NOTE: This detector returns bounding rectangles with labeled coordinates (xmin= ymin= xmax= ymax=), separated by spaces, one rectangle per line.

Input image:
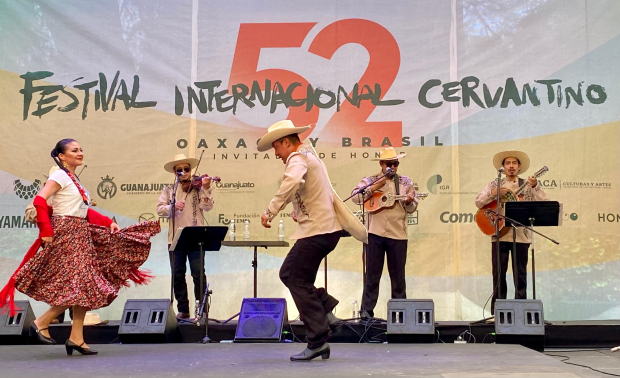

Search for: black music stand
xmin=170 ymin=226 xmax=227 ymax=343
xmin=504 ymin=201 xmax=561 ymax=300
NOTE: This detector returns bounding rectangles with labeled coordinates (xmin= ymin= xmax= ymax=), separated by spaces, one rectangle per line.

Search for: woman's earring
xmin=62 ymin=161 xmax=69 ymax=169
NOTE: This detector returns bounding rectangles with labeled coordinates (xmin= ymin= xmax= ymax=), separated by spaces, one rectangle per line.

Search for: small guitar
xmin=475 ymin=166 xmax=549 ymax=236
xmin=364 ymin=191 xmax=428 ymax=212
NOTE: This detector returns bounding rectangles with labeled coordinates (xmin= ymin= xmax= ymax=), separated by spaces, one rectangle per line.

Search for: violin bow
xmin=184 ymin=150 xmax=205 ymax=200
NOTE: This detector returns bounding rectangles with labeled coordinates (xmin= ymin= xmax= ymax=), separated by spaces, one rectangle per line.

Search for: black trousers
xmin=361 ymin=234 xmax=408 ymax=318
xmin=491 ymin=241 xmax=529 ymax=314
xmin=169 ymin=249 xmax=207 ymax=314
xmin=279 ymin=231 xmax=341 ymax=349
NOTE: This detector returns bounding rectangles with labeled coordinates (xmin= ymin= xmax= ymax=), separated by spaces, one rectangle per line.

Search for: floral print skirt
xmin=14 ymin=216 xmax=160 ymax=310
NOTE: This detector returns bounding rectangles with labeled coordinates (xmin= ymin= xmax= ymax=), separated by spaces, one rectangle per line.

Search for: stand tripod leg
xmin=169 ymin=248 xmax=175 ymax=305
xmin=512 ymin=226 xmax=518 ymax=296
xmin=530 ymin=219 xmax=536 ymax=300
xmin=253 ymin=246 xmax=258 ymax=298
xmin=222 ymin=312 xmax=239 ymax=324
xmin=196 ymin=243 xmax=210 ymax=343
xmin=324 ymin=256 xmax=327 ymax=292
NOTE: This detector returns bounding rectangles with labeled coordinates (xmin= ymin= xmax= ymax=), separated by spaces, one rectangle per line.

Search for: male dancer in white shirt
xmin=259 ymin=120 xmax=367 ymax=361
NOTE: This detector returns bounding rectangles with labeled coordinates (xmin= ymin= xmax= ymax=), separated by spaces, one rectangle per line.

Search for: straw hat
xmin=493 ymin=150 xmax=530 ymax=174
xmin=257 ymin=120 xmax=311 ymax=152
xmin=371 ymin=147 xmax=406 ymax=161
xmin=164 ymin=154 xmax=199 ymax=173
xmin=43 ymin=165 xmax=60 ymax=179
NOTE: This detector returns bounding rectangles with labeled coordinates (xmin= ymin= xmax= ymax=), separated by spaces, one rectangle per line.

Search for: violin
xmin=181 ymin=151 xmax=221 ymax=197
xmin=187 ymin=174 xmax=221 ymax=190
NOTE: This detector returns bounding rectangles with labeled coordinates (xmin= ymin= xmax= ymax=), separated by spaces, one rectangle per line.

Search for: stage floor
xmin=1 ymin=344 xmax=617 ymax=378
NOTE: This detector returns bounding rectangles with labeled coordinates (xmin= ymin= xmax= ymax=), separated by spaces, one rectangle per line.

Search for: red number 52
xmin=229 ymin=19 xmax=402 ymax=147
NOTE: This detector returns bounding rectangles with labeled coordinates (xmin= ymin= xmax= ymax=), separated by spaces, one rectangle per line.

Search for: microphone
xmin=176 ymin=170 xmax=185 ymax=177
xmin=386 ymin=167 xmax=395 ymax=178
xmin=498 ymin=167 xmax=504 ymax=173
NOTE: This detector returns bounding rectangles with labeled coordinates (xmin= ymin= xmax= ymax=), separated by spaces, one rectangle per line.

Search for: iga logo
xmin=14 ymin=179 xmax=41 ymax=200
xmin=97 ymin=175 xmax=117 ymax=199
xmin=427 ymin=175 xmax=448 ymax=194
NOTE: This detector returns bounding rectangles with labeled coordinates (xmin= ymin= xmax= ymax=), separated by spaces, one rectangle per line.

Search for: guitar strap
xmin=394 ymin=174 xmax=400 ymax=195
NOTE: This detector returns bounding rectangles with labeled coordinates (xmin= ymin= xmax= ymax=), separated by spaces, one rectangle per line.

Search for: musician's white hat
xmin=493 ymin=150 xmax=530 ymax=174
xmin=257 ymin=120 xmax=311 ymax=152
xmin=371 ymin=147 xmax=406 ymax=161
xmin=164 ymin=154 xmax=199 ymax=173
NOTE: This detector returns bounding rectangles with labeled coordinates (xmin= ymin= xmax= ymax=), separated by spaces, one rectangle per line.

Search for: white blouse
xmin=48 ymin=169 xmax=91 ymax=218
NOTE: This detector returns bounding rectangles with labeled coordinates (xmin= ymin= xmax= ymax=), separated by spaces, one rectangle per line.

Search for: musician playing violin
xmin=351 ymin=147 xmax=419 ymax=320
xmin=474 ymin=150 xmax=547 ymax=316
xmin=156 ymin=154 xmax=214 ymax=319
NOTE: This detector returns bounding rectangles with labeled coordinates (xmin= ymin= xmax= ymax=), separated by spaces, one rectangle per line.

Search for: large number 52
xmin=229 ymin=19 xmax=402 ymax=147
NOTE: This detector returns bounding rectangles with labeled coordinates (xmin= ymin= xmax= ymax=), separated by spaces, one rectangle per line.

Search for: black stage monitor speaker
xmin=234 ymin=298 xmax=288 ymax=343
xmin=0 ymin=300 xmax=35 ymax=345
xmin=118 ymin=299 xmax=181 ymax=343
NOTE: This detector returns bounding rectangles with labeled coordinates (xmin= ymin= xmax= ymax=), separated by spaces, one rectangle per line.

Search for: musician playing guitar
xmin=351 ymin=147 xmax=419 ymax=319
xmin=474 ymin=150 xmax=547 ymax=316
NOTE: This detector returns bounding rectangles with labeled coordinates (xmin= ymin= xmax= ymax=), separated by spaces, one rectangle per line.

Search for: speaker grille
xmin=241 ymin=316 xmax=278 ymax=338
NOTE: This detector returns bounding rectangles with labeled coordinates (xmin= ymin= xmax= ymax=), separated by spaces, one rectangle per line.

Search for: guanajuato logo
xmin=97 ymin=175 xmax=117 ymax=199
xmin=98 ymin=175 xmax=168 ymax=197
xmin=215 ymin=181 xmax=255 ymax=191
xmin=13 ymin=179 xmax=41 ymax=200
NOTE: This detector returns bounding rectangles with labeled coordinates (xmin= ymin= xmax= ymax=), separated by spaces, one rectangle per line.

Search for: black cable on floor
xmin=544 ymin=353 xmax=620 ymax=377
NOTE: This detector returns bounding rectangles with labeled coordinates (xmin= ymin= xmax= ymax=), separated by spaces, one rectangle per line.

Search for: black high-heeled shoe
xmin=65 ymin=340 xmax=98 ymax=356
xmin=30 ymin=323 xmax=57 ymax=345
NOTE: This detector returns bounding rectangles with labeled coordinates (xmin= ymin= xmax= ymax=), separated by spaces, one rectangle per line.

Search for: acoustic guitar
xmin=475 ymin=166 xmax=548 ymax=236
xmin=364 ymin=191 xmax=428 ymax=212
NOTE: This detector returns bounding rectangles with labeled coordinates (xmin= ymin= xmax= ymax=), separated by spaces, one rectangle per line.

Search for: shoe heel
xmin=321 ymin=350 xmax=330 ymax=360
xmin=65 ymin=344 xmax=74 ymax=356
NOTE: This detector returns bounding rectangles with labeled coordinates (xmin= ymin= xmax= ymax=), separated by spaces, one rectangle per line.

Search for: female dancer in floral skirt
xmin=0 ymin=138 xmax=160 ymax=356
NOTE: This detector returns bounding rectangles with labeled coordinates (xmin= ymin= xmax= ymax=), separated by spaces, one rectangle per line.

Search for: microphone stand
xmin=168 ymin=172 xmax=182 ymax=304
xmin=471 ymin=168 xmax=504 ymax=325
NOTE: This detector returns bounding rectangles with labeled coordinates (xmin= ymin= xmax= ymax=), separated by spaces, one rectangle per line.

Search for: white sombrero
xmin=371 ymin=147 xmax=406 ymax=161
xmin=257 ymin=120 xmax=311 ymax=152
xmin=164 ymin=154 xmax=199 ymax=173
xmin=493 ymin=150 xmax=530 ymax=174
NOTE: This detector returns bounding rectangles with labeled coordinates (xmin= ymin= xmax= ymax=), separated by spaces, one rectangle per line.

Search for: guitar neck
xmin=513 ymin=181 xmax=529 ymax=196
xmin=512 ymin=170 xmax=545 ymax=196
xmin=394 ymin=193 xmax=427 ymax=199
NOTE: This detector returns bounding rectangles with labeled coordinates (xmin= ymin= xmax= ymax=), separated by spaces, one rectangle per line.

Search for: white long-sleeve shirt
xmin=157 ymin=184 xmax=214 ymax=244
xmin=265 ymin=143 xmax=342 ymax=240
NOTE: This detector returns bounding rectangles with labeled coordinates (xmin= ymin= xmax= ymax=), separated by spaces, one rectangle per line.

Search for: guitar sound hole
xmin=381 ymin=196 xmax=388 ymax=202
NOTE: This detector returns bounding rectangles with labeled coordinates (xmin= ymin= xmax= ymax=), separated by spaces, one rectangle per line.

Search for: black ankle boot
xmin=290 ymin=343 xmax=330 ymax=361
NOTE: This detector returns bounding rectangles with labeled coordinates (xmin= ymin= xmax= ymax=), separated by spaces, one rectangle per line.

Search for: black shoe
xmin=30 ymin=323 xmax=57 ymax=345
xmin=290 ymin=343 xmax=330 ymax=362
xmin=65 ymin=340 xmax=98 ymax=356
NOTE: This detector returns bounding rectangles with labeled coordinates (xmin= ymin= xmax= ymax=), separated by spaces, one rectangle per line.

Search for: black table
xmin=221 ymin=241 xmax=289 ymax=298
